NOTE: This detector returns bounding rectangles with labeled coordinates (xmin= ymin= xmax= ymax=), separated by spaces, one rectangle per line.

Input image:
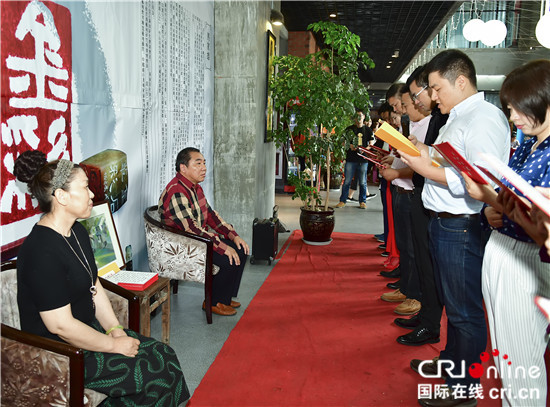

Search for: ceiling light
xmin=329 ymin=13 xmax=337 ymax=18
xmin=536 ymin=13 xmax=550 ymax=48
xmin=481 ymin=20 xmax=507 ymax=46
xmin=270 ymin=9 xmax=284 ymax=26
xmin=392 ymin=50 xmax=399 ymax=58
xmin=463 ymin=19 xmax=485 ymax=42
xmin=386 ymin=65 xmax=391 ymax=69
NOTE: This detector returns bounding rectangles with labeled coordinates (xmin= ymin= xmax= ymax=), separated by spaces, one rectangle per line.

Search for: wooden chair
xmin=143 ymin=206 xmax=219 ymax=324
xmin=1 ymin=259 xmax=140 ymax=406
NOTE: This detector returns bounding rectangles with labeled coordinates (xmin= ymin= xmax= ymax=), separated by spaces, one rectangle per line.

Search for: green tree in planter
xmin=269 ymin=21 xmax=374 ymax=211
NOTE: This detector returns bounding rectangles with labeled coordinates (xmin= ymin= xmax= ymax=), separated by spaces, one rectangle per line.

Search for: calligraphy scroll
xmin=1 ymin=0 xmax=72 ymax=224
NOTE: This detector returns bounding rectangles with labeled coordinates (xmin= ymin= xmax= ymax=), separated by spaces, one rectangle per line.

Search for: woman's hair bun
xmin=13 ymin=150 xmax=48 ymax=184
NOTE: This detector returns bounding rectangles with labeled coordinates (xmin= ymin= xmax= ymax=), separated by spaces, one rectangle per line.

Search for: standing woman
xmin=13 ymin=150 xmax=190 ymax=406
xmin=463 ymin=59 xmax=550 ymax=406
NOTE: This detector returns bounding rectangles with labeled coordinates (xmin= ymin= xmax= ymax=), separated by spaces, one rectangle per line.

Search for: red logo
xmin=469 ymin=349 xmax=512 ymax=379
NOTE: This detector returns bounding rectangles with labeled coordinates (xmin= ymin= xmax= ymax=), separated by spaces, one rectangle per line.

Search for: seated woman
xmin=463 ymin=59 xmax=550 ymax=407
xmin=13 ymin=150 xmax=190 ymax=406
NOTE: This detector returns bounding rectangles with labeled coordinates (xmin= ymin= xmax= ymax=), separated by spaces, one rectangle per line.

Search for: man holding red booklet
xmin=399 ymin=50 xmax=510 ymax=407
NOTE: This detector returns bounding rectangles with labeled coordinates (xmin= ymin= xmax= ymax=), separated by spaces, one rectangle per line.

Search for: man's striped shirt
xmin=158 ymin=172 xmax=238 ymax=255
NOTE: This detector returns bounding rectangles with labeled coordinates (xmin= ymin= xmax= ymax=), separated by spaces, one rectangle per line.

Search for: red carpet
xmin=190 ymin=231 xmax=503 ymax=406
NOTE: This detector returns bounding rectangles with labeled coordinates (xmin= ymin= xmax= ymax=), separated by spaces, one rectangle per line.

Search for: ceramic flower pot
xmin=299 ymin=207 xmax=335 ymax=245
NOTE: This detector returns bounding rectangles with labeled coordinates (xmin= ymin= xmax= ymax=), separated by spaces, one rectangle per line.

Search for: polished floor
xmin=149 ymin=185 xmax=384 ymax=397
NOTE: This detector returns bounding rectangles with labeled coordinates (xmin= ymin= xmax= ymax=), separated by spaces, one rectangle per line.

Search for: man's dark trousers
xmin=410 ymin=188 xmax=442 ymax=332
xmin=212 ymin=239 xmax=247 ymax=305
xmin=392 ymin=186 xmax=420 ymax=299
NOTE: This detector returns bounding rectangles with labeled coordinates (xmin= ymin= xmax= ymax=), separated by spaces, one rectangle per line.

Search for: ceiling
xmin=281 ymin=1 xmax=461 ymax=84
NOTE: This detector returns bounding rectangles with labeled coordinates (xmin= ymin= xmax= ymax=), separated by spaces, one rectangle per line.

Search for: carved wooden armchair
xmin=143 ymin=205 xmax=219 ymax=324
xmin=1 ymin=259 xmax=140 ymax=406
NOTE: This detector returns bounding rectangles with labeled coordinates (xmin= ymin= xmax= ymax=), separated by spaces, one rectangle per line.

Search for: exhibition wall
xmin=1 ymin=0 xmax=215 ymax=269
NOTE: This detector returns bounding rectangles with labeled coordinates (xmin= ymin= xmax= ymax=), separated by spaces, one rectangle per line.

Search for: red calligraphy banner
xmin=1 ymin=0 xmax=72 ymax=225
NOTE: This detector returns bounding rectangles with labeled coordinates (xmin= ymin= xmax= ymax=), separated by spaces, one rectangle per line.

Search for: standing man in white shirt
xmin=399 ymin=50 xmax=510 ymax=407
xmin=380 ymin=87 xmax=431 ymax=318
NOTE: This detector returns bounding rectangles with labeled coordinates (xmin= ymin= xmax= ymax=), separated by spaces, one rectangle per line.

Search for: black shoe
xmin=365 ymin=193 xmax=377 ymax=200
xmin=398 ymin=327 xmax=440 ymax=346
xmin=378 ymin=243 xmax=386 ymax=250
xmin=386 ymin=280 xmax=400 ymax=289
xmin=381 ymin=251 xmax=390 ymax=257
xmin=347 ymin=197 xmax=357 ymax=202
xmin=380 ymin=266 xmax=400 ymax=278
xmin=410 ymin=356 xmax=445 ymax=378
xmin=419 ymin=391 xmax=477 ymax=406
xmin=394 ymin=314 xmax=420 ymax=329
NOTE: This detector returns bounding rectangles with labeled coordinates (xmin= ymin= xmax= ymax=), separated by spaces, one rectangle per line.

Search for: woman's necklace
xmin=531 ymin=140 xmax=540 ymax=154
xmin=62 ymin=228 xmax=97 ymax=310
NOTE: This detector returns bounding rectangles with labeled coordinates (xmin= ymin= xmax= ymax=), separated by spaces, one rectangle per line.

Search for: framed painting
xmin=275 ymin=146 xmax=284 ymax=179
xmin=264 ymin=30 xmax=277 ymax=142
xmin=78 ymin=200 xmax=125 ymax=276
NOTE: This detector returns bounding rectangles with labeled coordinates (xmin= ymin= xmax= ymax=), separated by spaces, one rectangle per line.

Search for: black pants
xmin=410 ymin=189 xmax=443 ymax=333
xmin=212 ymin=239 xmax=247 ymax=305
xmin=392 ymin=186 xmax=420 ymax=300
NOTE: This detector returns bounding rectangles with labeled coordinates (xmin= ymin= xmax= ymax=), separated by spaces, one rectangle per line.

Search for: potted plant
xmin=269 ymin=21 xmax=373 ymax=244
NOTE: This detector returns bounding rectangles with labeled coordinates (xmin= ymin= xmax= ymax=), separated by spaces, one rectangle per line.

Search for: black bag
xmin=250 ymin=217 xmax=278 ymax=265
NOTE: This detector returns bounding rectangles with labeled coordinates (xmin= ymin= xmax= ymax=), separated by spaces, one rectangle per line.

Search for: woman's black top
xmin=17 ymin=222 xmax=98 ymax=342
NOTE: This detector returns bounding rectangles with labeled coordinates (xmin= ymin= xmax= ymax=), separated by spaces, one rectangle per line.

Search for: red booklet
xmin=478 ymin=152 xmax=550 ymax=217
xmin=357 ymin=147 xmax=385 ymax=168
xmin=119 ymin=276 xmax=158 ymax=291
xmin=433 ymin=142 xmax=488 ymax=184
xmin=358 ymin=153 xmax=386 ymax=169
xmin=106 ymin=270 xmax=159 ymax=291
xmin=368 ymin=145 xmax=390 ymax=156
xmin=475 ymin=165 xmax=531 ymax=212
xmin=357 ymin=146 xmax=379 ymax=158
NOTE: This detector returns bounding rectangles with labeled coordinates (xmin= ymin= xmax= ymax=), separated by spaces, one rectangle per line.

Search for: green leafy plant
xmin=269 ymin=21 xmax=374 ymax=211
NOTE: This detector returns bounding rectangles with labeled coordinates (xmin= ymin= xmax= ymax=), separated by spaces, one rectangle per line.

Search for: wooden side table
xmin=130 ymin=277 xmax=171 ymax=344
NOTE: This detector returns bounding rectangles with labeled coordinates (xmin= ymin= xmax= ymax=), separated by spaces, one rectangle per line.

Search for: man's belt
xmin=396 ymin=186 xmax=413 ymax=194
xmin=428 ymin=210 xmax=479 ymax=219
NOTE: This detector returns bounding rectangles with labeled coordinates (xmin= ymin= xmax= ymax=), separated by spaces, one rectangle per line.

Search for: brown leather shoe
xmin=419 ymin=389 xmax=477 ymax=406
xmin=394 ymin=298 xmax=421 ymax=315
xmin=230 ymin=300 xmax=241 ymax=308
xmin=410 ymin=357 xmax=444 ymax=378
xmin=202 ymin=301 xmax=237 ymax=316
xmin=381 ymin=289 xmax=406 ymax=303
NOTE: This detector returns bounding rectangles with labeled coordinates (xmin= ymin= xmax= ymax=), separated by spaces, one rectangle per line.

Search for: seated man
xmin=158 ymin=147 xmax=249 ymax=316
